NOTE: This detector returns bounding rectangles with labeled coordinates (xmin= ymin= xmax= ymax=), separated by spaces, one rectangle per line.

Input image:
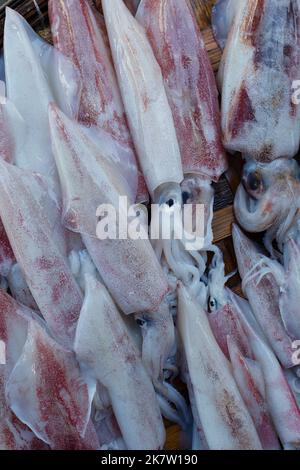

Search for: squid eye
xmin=209 ymin=297 xmax=217 ymax=312
xmin=136 ymin=317 xmax=147 ymax=327
xmin=182 ymin=191 xmax=190 ymax=204
xmin=247 ymin=171 xmax=263 ymax=192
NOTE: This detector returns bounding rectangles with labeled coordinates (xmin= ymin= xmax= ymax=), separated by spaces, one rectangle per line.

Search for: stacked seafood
xmin=0 ymin=0 xmax=299 ymax=451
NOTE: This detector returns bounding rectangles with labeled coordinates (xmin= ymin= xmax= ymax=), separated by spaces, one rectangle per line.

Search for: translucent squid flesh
xmin=279 ymin=240 xmax=300 ymax=340
xmin=227 ymin=337 xmax=280 ymax=450
xmin=137 ymin=0 xmax=227 ymax=182
xmin=232 ymin=224 xmax=295 ymax=368
xmin=7 ymin=263 xmax=39 ymax=311
xmin=220 ymin=0 xmax=300 ymax=161
xmin=232 ymin=294 xmax=300 ymax=449
xmin=234 ymin=158 xmax=300 ymax=254
xmin=0 ymin=160 xmax=83 ymax=348
xmin=177 ymin=282 xmax=262 ymax=450
xmin=7 ymin=319 xmax=99 ymax=450
xmin=244 ymin=239 xmax=300 ymax=341
xmin=4 ymin=7 xmax=81 ymax=198
xmin=207 ymin=250 xmax=252 ymax=360
xmin=74 ymin=274 xmax=165 ymax=450
xmin=135 ymin=299 xmax=175 ymax=383
xmin=49 ymin=104 xmax=169 ymax=315
xmin=102 ymin=0 xmax=183 ymax=198
xmin=211 ymin=0 xmax=241 ymax=49
xmin=49 ymin=0 xmax=146 ymax=203
xmin=0 ymin=290 xmax=48 ymax=449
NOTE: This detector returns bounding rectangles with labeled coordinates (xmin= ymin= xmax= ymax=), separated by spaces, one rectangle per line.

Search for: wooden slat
xmin=213 ymin=206 xmax=235 ymax=243
xmin=165 ymin=425 xmax=182 ymax=451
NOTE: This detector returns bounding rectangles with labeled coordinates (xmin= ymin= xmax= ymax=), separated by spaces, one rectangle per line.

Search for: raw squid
xmin=7 ymin=263 xmax=38 ymax=311
xmin=212 ymin=0 xmax=241 ymax=49
xmin=227 ymin=337 xmax=280 ymax=450
xmin=49 ymin=0 xmax=145 ymax=203
xmin=74 ymin=274 xmax=165 ymax=450
xmin=232 ymin=224 xmax=295 ymax=368
xmin=49 ymin=104 xmax=168 ymax=315
xmin=234 ymin=158 xmax=300 ymax=254
xmin=207 ymin=249 xmax=252 ymax=360
xmin=177 ymin=282 xmax=262 ymax=450
xmin=219 ymin=0 xmax=300 ymax=161
xmin=102 ymin=0 xmax=183 ymax=199
xmin=0 ymin=290 xmax=48 ymax=449
xmin=0 ymin=160 xmax=83 ymax=347
xmin=0 ymin=90 xmax=21 ymax=277
xmin=241 ymin=238 xmax=300 ymax=341
xmin=7 ymin=319 xmax=99 ymax=450
xmin=0 ymin=219 xmax=15 ymax=278
xmin=4 ymin=7 xmax=81 ymax=196
xmin=231 ymin=293 xmax=300 ymax=449
xmin=137 ymin=0 xmax=227 ymax=182
xmin=207 ymin=253 xmax=279 ymax=449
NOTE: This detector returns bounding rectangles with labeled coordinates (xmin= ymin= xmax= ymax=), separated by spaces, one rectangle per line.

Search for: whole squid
xmin=232 ymin=224 xmax=295 ymax=368
xmin=49 ymin=103 xmax=168 ymax=315
xmin=219 ymin=0 xmax=300 ymax=161
xmin=7 ymin=318 xmax=99 ymax=450
xmin=74 ymin=274 xmax=165 ymax=450
xmin=102 ymin=0 xmax=183 ymax=200
xmin=231 ymin=292 xmax=300 ymax=449
xmin=136 ymin=0 xmax=227 ymax=182
xmin=177 ymin=282 xmax=262 ymax=450
xmin=0 ymin=160 xmax=83 ymax=348
xmin=4 ymin=7 xmax=81 ymax=197
xmin=207 ymin=251 xmax=279 ymax=449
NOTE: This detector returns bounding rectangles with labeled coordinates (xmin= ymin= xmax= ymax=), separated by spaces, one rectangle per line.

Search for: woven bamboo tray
xmin=0 ymin=0 xmax=244 ymax=450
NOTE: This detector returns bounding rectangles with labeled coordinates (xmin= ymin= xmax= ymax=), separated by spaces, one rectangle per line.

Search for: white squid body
xmin=49 ymin=104 xmax=168 ymax=315
xmin=4 ymin=7 xmax=81 ymax=196
xmin=49 ymin=0 xmax=145 ymax=203
xmin=136 ymin=0 xmax=227 ymax=182
xmin=231 ymin=294 xmax=300 ymax=449
xmin=6 ymin=319 xmax=99 ymax=450
xmin=232 ymin=224 xmax=295 ymax=368
xmin=0 ymin=160 xmax=83 ymax=348
xmin=227 ymin=337 xmax=280 ymax=450
xmin=102 ymin=0 xmax=183 ymax=197
xmin=74 ymin=274 xmax=165 ymax=450
xmin=177 ymin=282 xmax=262 ymax=450
xmin=220 ymin=0 xmax=300 ymax=161
xmin=0 ymin=290 xmax=48 ymax=450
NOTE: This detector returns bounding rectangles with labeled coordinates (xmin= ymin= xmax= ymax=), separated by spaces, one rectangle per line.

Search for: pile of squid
xmin=0 ymin=0 xmax=299 ymax=451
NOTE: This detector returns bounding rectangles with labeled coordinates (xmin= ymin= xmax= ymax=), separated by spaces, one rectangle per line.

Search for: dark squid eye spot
xmin=247 ymin=172 xmax=263 ymax=192
xmin=209 ymin=298 xmax=217 ymax=311
xmin=167 ymin=199 xmax=174 ymax=208
xmin=182 ymin=191 xmax=190 ymax=204
xmin=136 ymin=318 xmax=146 ymax=327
